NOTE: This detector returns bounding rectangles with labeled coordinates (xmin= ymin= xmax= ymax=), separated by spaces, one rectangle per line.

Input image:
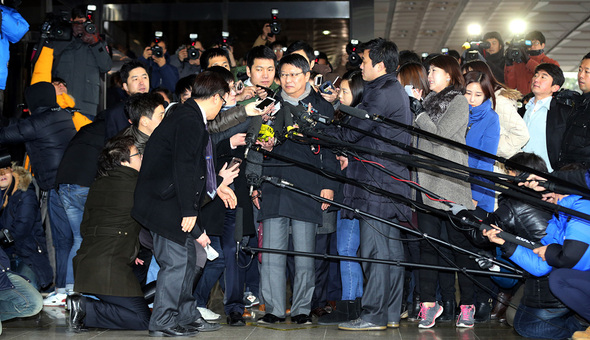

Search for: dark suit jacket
xmin=132 ymin=99 xmax=209 ymax=245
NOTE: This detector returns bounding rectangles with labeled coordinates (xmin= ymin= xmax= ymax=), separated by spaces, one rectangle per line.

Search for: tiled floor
xmin=2 ymin=304 xmax=525 ymax=340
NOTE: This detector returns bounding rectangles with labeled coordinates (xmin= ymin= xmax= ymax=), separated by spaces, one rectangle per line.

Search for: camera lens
xmin=85 ymin=22 xmax=96 ymax=34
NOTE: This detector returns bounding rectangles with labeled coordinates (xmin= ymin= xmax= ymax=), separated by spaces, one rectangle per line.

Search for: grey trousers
xmin=150 ymin=233 xmax=200 ymax=331
xmin=359 ymin=218 xmax=405 ymax=325
xmin=260 ymin=217 xmax=317 ymax=317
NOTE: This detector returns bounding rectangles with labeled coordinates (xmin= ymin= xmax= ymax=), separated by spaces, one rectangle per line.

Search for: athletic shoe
xmin=338 ymin=317 xmax=386 ymax=331
xmin=456 ymin=304 xmax=475 ymax=328
xmin=43 ymin=292 xmax=68 ymax=307
xmin=418 ymin=302 xmax=444 ymax=329
xmin=197 ymin=307 xmax=221 ymax=321
xmin=243 ymin=292 xmax=260 ymax=308
xmin=291 ymin=314 xmax=312 ymax=325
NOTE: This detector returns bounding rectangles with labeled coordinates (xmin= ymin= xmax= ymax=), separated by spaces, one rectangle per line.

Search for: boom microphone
xmin=244 ymin=116 xmax=263 ymax=159
xmin=339 ymin=105 xmax=370 ymax=120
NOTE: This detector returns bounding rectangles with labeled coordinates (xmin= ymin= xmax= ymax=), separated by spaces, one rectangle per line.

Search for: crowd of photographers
xmin=0 ymin=3 xmax=589 ymax=339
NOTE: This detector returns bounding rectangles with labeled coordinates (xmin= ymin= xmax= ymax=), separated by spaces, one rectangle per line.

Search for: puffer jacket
xmin=0 ymin=82 xmax=76 ymax=190
xmin=494 ymin=88 xmax=529 ymax=159
xmin=0 ymin=166 xmax=53 ymax=288
xmin=0 ymin=5 xmax=28 ymax=90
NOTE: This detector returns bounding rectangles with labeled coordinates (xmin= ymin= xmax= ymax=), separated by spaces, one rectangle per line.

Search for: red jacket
xmin=504 ymin=53 xmax=559 ymax=96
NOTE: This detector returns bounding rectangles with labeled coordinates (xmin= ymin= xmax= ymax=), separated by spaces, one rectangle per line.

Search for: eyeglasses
xmin=219 ymin=94 xmax=227 ymax=106
xmin=279 ymin=72 xmax=304 ymax=79
xmin=130 ymin=153 xmax=142 ymax=158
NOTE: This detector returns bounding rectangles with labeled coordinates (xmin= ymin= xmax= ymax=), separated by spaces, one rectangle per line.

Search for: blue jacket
xmin=0 ymin=6 xmax=29 ymax=90
xmin=507 ymin=195 xmax=590 ymax=276
xmin=465 ymin=99 xmax=500 ymax=212
xmin=138 ymin=54 xmax=179 ymax=92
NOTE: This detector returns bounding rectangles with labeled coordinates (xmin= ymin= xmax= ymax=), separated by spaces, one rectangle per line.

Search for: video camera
xmin=268 ymin=8 xmax=281 ymax=37
xmin=40 ymin=11 xmax=72 ymax=41
xmin=346 ymin=39 xmax=362 ymax=67
xmin=151 ymin=31 xmax=164 ymax=58
xmin=187 ymin=33 xmax=200 ymax=60
xmin=461 ymin=39 xmax=490 ymax=63
xmin=505 ymin=37 xmax=532 ymax=63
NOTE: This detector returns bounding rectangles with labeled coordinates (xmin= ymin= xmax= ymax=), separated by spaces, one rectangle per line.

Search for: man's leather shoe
xmin=185 ymin=317 xmax=222 ymax=332
xmin=227 ymin=311 xmax=246 ymax=326
xmin=68 ymin=294 xmax=87 ymax=332
xmin=149 ymin=325 xmax=198 ymax=337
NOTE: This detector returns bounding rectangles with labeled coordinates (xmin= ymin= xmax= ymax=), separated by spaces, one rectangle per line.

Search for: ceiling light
xmin=322 ymin=30 xmax=331 ymax=35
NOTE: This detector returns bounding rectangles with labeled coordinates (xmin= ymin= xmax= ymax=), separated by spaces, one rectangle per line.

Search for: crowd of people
xmin=0 ymin=3 xmax=588 ymax=339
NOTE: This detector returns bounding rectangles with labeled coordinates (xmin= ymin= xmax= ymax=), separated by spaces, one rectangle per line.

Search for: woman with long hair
xmin=413 ymin=55 xmax=477 ymax=329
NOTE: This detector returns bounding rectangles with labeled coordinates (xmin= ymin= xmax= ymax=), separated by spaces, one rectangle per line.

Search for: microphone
xmin=339 ymin=105 xmax=370 ymax=120
xmin=450 ymin=204 xmax=543 ymax=250
xmin=244 ymin=116 xmax=263 ymax=159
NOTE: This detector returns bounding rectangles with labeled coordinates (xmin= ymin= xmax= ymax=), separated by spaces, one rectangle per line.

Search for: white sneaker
xmin=197 ymin=307 xmax=221 ymax=321
xmin=43 ymin=292 xmax=68 ymax=307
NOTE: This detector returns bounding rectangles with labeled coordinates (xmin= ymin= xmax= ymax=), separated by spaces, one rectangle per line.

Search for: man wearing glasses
xmin=505 ymin=30 xmax=559 ymax=96
xmin=255 ymin=53 xmax=339 ymax=325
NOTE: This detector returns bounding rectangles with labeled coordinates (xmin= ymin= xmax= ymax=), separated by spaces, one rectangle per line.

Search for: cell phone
xmin=255 ymin=97 xmax=276 ymax=111
xmin=320 ymin=81 xmax=335 ymax=94
xmin=228 ymin=157 xmax=242 ymax=168
xmin=404 ymin=85 xmax=414 ymax=98
xmin=332 ymin=76 xmax=341 ymax=89
xmin=235 ymin=80 xmax=244 ymax=94
xmin=314 ymin=74 xmax=323 ymax=87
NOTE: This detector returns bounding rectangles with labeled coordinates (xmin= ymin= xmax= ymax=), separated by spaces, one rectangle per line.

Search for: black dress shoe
xmin=439 ymin=300 xmax=456 ymax=322
xmin=68 ymin=294 xmax=87 ymax=332
xmin=227 ymin=311 xmax=246 ymax=326
xmin=291 ymin=314 xmax=312 ymax=325
xmin=149 ymin=325 xmax=198 ymax=337
xmin=475 ymin=300 xmax=492 ymax=323
xmin=184 ymin=317 xmax=222 ymax=332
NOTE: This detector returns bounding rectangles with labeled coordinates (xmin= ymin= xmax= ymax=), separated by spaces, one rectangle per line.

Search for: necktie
xmin=205 ymin=125 xmax=217 ymax=198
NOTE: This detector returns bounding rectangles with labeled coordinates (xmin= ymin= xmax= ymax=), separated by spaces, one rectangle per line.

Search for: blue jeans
xmin=0 ymin=272 xmax=43 ymax=321
xmin=194 ymin=236 xmax=225 ymax=308
xmin=58 ymin=184 xmax=89 ymax=287
xmin=337 ymin=216 xmax=362 ymax=300
xmin=10 ymin=257 xmax=39 ymax=291
xmin=513 ymin=304 xmax=583 ymax=339
xmin=48 ymin=189 xmax=72 ymax=288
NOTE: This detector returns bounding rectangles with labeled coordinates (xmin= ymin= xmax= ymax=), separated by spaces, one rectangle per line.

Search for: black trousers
xmin=150 ymin=233 xmax=200 ymax=331
xmin=84 ymin=294 xmax=150 ymax=330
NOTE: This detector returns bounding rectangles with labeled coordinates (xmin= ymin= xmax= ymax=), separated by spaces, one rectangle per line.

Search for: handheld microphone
xmin=244 ymin=116 xmax=263 ymax=159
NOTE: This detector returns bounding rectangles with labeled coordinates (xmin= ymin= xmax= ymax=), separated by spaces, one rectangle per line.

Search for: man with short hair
xmin=104 ymin=60 xmax=150 ymax=139
xmin=329 ymin=38 xmax=411 ymax=331
xmin=132 ymin=71 xmax=235 ymax=337
xmin=256 ymin=53 xmax=338 ymax=325
xmin=239 ymin=45 xmax=279 ymax=105
xmin=121 ymin=93 xmax=166 ymax=153
xmin=171 ymin=40 xmax=205 ymax=78
xmin=556 ymin=53 xmax=590 ymax=168
xmin=483 ymin=31 xmax=505 ymax=83
xmin=505 ymin=30 xmax=559 ymax=95
xmin=200 ymin=48 xmax=231 ymax=71
xmin=139 ymin=36 xmax=179 ymax=92
xmin=51 ymin=4 xmax=112 ymax=117
xmin=521 ymin=63 xmax=565 ymax=172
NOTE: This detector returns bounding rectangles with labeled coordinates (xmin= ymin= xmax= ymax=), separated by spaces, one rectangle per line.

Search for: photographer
xmin=139 ymin=35 xmax=179 ymax=93
xmin=253 ymin=22 xmax=276 ymax=47
xmin=504 ymin=31 xmax=559 ymax=95
xmin=170 ymin=40 xmax=205 ymax=79
xmin=482 ymin=31 xmax=505 ymax=83
xmin=0 ymin=155 xmax=53 ymax=291
xmin=51 ymin=5 xmax=112 ymax=118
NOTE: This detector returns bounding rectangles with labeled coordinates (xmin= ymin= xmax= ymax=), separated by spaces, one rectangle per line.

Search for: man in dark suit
xmin=132 ymin=71 xmax=236 ymax=337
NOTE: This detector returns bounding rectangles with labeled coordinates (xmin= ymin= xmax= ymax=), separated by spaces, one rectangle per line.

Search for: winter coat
xmin=466 ymin=99 xmax=500 ymax=213
xmin=557 ymin=92 xmax=590 ymax=168
xmin=258 ymin=88 xmax=340 ymax=225
xmin=494 ymin=88 xmax=529 ymax=159
xmin=504 ymin=53 xmax=559 ymax=96
xmin=0 ymin=82 xmax=76 ymax=191
xmin=169 ymin=54 xmax=201 ymax=79
xmin=51 ymin=35 xmax=112 ymax=116
xmin=0 ymin=167 xmax=53 ymax=289
xmin=73 ymin=166 xmax=143 ymax=297
xmin=328 ymin=72 xmax=412 ymax=220
xmin=132 ymin=100 xmax=213 ymax=245
xmin=504 ymin=195 xmax=590 ymax=277
xmin=483 ymin=194 xmax=563 ymax=308
xmin=483 ymin=49 xmax=505 ymax=83
xmin=0 ymin=5 xmax=28 ymax=90
xmin=414 ymin=86 xmax=474 ymax=211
